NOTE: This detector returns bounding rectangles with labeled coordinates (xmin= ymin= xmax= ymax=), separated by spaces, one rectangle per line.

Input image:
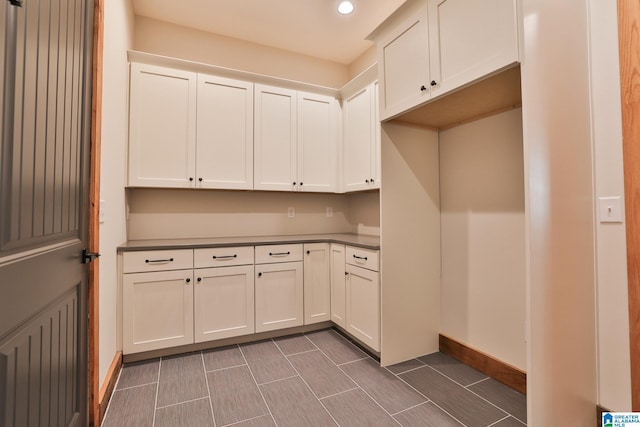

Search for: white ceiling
xmin=131 ymin=0 xmax=406 ymax=65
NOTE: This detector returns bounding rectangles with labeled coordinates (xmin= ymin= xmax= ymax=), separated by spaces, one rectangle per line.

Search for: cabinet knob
xmin=300 ymin=182 xmax=303 ymax=186
xmin=197 ymin=277 xmax=202 ymax=282
xmin=198 ymin=177 xmax=203 ymax=182
xmin=185 ymin=278 xmax=191 ymax=283
xmin=189 ymin=177 xmax=194 ymax=182
xmin=365 ymin=179 xmax=370 ymax=184
xmin=430 ymin=80 xmax=437 ymax=87
xmin=293 ymin=182 xmax=296 ymax=186
xmin=258 ymin=272 xmax=262 ymax=277
xmin=420 ymin=85 xmax=427 ymax=91
xmin=370 ymin=178 xmax=374 ymax=183
xmin=306 ymin=250 xmax=310 ymax=255
xmin=345 ymin=272 xmax=349 ymax=276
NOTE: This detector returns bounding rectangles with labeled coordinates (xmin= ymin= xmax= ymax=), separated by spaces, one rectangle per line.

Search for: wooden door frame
xmin=89 ymin=0 xmax=103 ymax=426
xmin=618 ymin=0 xmax=640 ymax=411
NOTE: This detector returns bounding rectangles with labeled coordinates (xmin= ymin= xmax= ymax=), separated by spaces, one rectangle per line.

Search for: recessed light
xmin=338 ymin=1 xmax=354 ymax=15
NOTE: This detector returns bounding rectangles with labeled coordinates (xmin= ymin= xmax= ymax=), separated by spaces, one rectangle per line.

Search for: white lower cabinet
xmin=255 ymin=245 xmax=304 ymax=333
xmin=123 ymin=269 xmax=194 ymax=354
xmin=194 ymin=265 xmax=255 ymax=342
xmin=346 ymin=264 xmax=380 ymax=352
xmin=330 ymin=244 xmax=347 ymax=328
xmin=303 ymin=243 xmax=331 ymax=324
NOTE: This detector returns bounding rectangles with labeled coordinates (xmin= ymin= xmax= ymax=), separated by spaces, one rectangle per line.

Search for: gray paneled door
xmin=0 ymin=0 xmax=94 ymax=426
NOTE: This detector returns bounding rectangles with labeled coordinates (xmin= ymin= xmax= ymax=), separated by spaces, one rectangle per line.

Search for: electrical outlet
xmin=326 ymin=207 xmax=333 ymax=217
xmin=288 ymin=207 xmax=295 ymax=218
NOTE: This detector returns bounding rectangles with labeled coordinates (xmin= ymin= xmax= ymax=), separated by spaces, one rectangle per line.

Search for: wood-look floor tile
xmin=157 ymin=352 xmax=209 ymax=407
xmin=231 ymin=414 xmax=277 ymax=427
xmin=400 ymin=366 xmax=506 ymax=427
xmin=116 ymin=359 xmax=159 ymax=390
xmin=491 ymin=416 xmax=527 ymax=427
xmin=305 ymin=330 xmax=367 ymax=365
xmin=203 ymin=345 xmax=245 ymax=372
xmin=288 ymin=350 xmax=356 ymax=398
xmin=207 ymin=365 xmax=269 ymax=426
xmin=240 ymin=340 xmax=296 ymax=384
xmin=321 ymin=388 xmax=399 ymax=427
xmin=393 ymin=402 xmax=464 ymax=427
xmin=386 ymin=359 xmax=425 ymax=375
xmin=468 ymin=378 xmax=527 ymax=423
xmin=340 ymin=358 xmax=426 ymax=414
xmin=102 ymin=384 xmax=156 ymax=427
xmin=260 ymin=377 xmax=337 ymax=427
xmin=274 ymin=334 xmax=317 ymax=355
xmin=418 ymin=352 xmax=487 ymax=386
xmin=154 ymin=398 xmax=214 ymax=427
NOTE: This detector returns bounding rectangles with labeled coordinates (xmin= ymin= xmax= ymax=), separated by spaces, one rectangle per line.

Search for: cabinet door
xmin=373 ymin=81 xmax=381 ymax=189
xmin=123 ymin=270 xmax=194 ymax=354
xmin=254 ymin=84 xmax=297 ymax=191
xmin=297 ymin=92 xmax=338 ymax=193
xmin=330 ymin=244 xmax=346 ymax=328
xmin=303 ymin=243 xmax=331 ymax=324
xmin=196 ymin=74 xmax=254 ymax=189
xmin=428 ymin=0 xmax=518 ymax=98
xmin=346 ymin=265 xmax=380 ymax=351
xmin=129 ymin=63 xmax=197 ymax=188
xmin=343 ymin=84 xmax=375 ymax=192
xmin=377 ymin=5 xmax=431 ymax=120
xmin=194 ymin=265 xmax=255 ymax=342
xmin=255 ymin=261 xmax=303 ymax=332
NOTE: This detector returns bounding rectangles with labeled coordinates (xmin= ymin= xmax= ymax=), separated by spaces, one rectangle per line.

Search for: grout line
xmin=280 ymin=348 xmax=319 ymax=358
xmin=238 ymin=341 xmax=278 ymax=427
xmin=317 ymin=386 xmax=361 ymax=401
xmin=390 ymin=400 xmax=431 ymax=417
xmin=204 ymin=362 xmax=248 ymax=374
xmin=221 ymin=413 xmax=271 ymax=427
xmin=100 ymin=367 xmax=124 ymax=422
xmin=155 ymin=396 xmax=211 ymax=410
xmin=486 ymin=415 xmax=512 ymax=426
xmin=201 ymin=351 xmax=218 ymax=427
xmin=465 ymin=377 xmax=491 ymax=388
xmin=255 ymin=374 xmax=300 ymax=387
xmin=335 ymin=356 xmax=369 ymax=367
xmin=151 ymin=357 xmax=161 ymax=427
xmin=113 ymin=380 xmax=159 ymax=392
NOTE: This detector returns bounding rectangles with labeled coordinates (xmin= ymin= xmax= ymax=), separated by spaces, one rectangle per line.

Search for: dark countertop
xmin=118 ymin=233 xmax=380 ymax=252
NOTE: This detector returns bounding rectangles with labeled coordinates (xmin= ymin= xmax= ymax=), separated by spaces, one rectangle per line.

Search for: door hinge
xmin=82 ymin=248 xmax=101 ymax=264
xmin=8 ymin=0 xmax=24 ymax=7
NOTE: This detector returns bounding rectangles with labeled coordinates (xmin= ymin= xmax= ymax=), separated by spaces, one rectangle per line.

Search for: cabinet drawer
xmin=346 ymin=246 xmax=379 ymax=271
xmin=255 ymin=244 xmax=303 ymax=264
xmin=194 ymin=246 xmax=254 ymax=268
xmin=123 ymin=249 xmax=193 ymax=273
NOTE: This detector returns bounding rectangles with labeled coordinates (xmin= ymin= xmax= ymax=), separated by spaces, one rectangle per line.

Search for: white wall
xmin=439 ymin=108 xmax=526 ymax=370
xmin=589 ymin=0 xmax=631 ymax=411
xmin=134 ymin=16 xmax=350 ymax=89
xmin=521 ymin=0 xmax=598 ymax=423
xmin=127 ymin=189 xmax=380 ymax=240
xmin=99 ymin=0 xmax=134 ymax=386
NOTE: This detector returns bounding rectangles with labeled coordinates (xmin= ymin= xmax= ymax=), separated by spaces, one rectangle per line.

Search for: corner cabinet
xmin=372 ymin=0 xmax=519 ymax=121
xmin=254 ymin=85 xmax=338 ymax=192
xmin=129 ymin=63 xmax=254 ymax=189
xmin=342 ymin=82 xmax=380 ymax=192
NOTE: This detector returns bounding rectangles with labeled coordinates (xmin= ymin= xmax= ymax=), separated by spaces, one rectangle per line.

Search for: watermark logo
xmin=603 ymin=413 xmax=640 ymax=427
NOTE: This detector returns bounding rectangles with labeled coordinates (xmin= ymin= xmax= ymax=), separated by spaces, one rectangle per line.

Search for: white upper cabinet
xmin=428 ymin=0 xmax=519 ymax=98
xmin=254 ymin=84 xmax=298 ymax=191
xmin=342 ymin=82 xmax=379 ymax=192
xmin=372 ymin=0 xmax=519 ymax=121
xmin=377 ymin=4 xmax=431 ymax=120
xmin=297 ymin=92 xmax=338 ymax=193
xmin=129 ymin=63 xmax=197 ymax=187
xmin=254 ymin=85 xmax=338 ymax=192
xmin=196 ymin=74 xmax=254 ymax=189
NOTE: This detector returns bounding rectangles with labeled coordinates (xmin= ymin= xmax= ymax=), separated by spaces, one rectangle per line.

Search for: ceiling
xmin=130 ymin=0 xmax=406 ymax=65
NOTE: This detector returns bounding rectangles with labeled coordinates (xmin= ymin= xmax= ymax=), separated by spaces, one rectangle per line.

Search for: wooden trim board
xmin=89 ymin=0 xmax=104 ymax=426
xmin=439 ymin=334 xmax=526 ymax=395
xmin=617 ymin=0 xmax=640 ymax=411
xmin=98 ymin=351 xmax=123 ymax=423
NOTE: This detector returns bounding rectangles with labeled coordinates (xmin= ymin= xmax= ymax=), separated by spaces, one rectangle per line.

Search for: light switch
xmin=598 ymin=196 xmax=623 ymax=223
xmin=99 ymin=200 xmax=106 ymax=224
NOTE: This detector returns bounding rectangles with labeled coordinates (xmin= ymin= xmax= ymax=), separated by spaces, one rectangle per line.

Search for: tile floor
xmin=102 ymin=329 xmax=526 ymax=427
